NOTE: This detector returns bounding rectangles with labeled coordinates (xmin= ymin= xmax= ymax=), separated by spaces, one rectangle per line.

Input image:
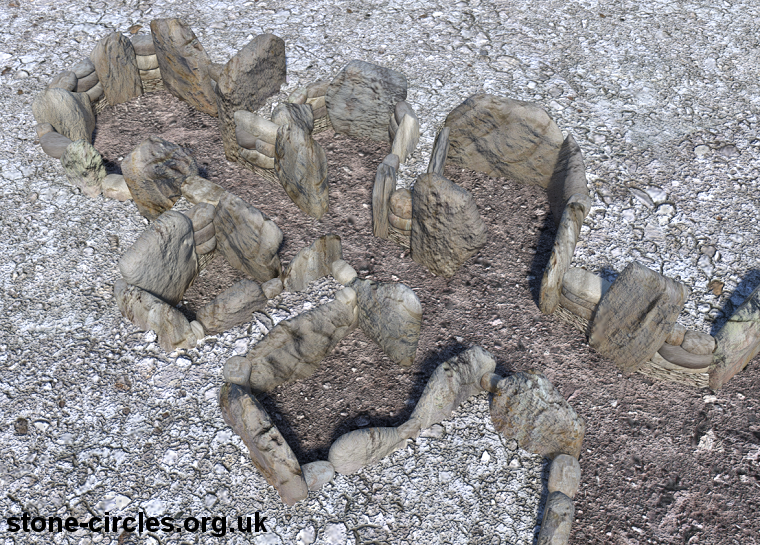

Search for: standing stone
xmin=331 ymin=259 xmax=357 ymax=285
xmin=489 ymin=371 xmax=586 ymax=459
xmin=60 ymin=139 xmax=106 ymax=198
xmin=150 ymin=19 xmax=217 ymax=115
xmin=326 ymin=60 xmax=407 ymax=142
xmin=182 ymin=175 xmax=225 ymax=206
xmin=121 ymin=136 xmax=199 ymax=220
xmin=75 ymin=71 xmax=100 ymax=93
xmin=427 ymin=127 xmax=450 ymax=175
xmin=118 ymin=210 xmax=197 ymax=305
xmin=219 ymin=383 xmax=308 ymax=506
xmin=710 ymin=283 xmax=760 ymax=389
xmin=589 ymin=261 xmax=690 ymax=374
xmin=272 ymin=102 xmax=314 ymax=133
xmin=410 ymin=172 xmax=487 ymax=278
xmin=131 ymin=34 xmax=156 ymax=56
xmin=391 ymin=114 xmax=420 ymax=164
xmin=262 ymin=277 xmax=283 ymax=299
xmin=213 ymin=191 xmax=283 ymax=282
xmin=283 ymin=235 xmax=343 ymax=292
xmin=371 ymin=158 xmax=397 ymax=239
xmin=48 ymin=71 xmax=77 ymax=91
xmin=32 ymin=88 xmax=95 ymax=143
xmin=548 ymin=454 xmax=582 ymax=499
xmin=537 ymin=492 xmax=575 ymax=545
xmin=89 ymin=31 xmax=143 ymax=105
xmin=350 ymin=278 xmax=422 ymax=367
xmin=547 ymin=133 xmax=591 ymax=228
xmin=196 ymin=279 xmax=267 ymax=333
xmin=444 ymin=94 xmax=564 ymax=188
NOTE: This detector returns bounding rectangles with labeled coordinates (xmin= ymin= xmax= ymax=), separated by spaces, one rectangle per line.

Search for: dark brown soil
xmin=94 ymin=91 xmax=760 ymax=545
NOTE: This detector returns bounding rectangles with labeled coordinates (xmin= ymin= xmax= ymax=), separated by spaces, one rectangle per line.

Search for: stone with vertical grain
xmin=90 ymin=31 xmax=143 ymax=105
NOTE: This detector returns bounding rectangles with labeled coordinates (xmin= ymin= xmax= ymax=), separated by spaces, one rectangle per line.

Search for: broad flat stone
xmin=350 ymin=278 xmax=422 ymax=367
xmin=130 ymin=34 xmax=156 ymax=56
xmin=255 ymin=139 xmax=275 ymax=158
xmin=136 ymin=54 xmax=159 ymax=70
xmin=328 ymin=420 xmax=419 ymax=475
xmin=427 ymin=126 xmax=450 ymax=175
xmin=561 ymin=267 xmax=611 ymax=308
xmin=331 ymin=259 xmax=357 ymax=285
xmin=391 ymin=114 xmax=420 ymax=164
xmin=150 ymin=19 xmax=217 ymax=115
xmin=283 ymin=235 xmax=343 ymax=292
xmin=90 ymin=31 xmax=142 ymax=105
xmin=60 ymin=139 xmax=106 ymax=198
xmin=410 ymin=172 xmax=487 ymax=278
xmin=213 ymin=191 xmax=283 ymax=282
xmin=102 ymin=173 xmax=132 ymax=201
xmin=40 ymin=131 xmax=73 ymax=159
xmin=240 ymin=148 xmax=275 ymax=169
xmin=219 ymin=383 xmax=307 ymax=506
xmin=274 ymin=123 xmax=329 ymax=219
xmin=372 ymin=161 xmax=396 ymax=239
xmin=75 ymin=71 xmax=99 ymax=93
xmin=326 ymin=60 xmax=407 ymax=142
xmin=71 ymin=58 xmax=95 ymax=78
xmin=656 ymin=343 xmax=713 ymax=369
xmin=547 ymin=133 xmax=591 ymax=227
xmin=548 ymin=454 xmax=581 ymax=499
xmin=121 ymin=136 xmax=198 ymax=220
xmin=196 ymin=279 xmax=267 ymax=333
xmin=193 ymin=222 xmax=214 ymax=246
xmin=242 ymin=288 xmax=358 ymax=392
xmin=272 ymin=102 xmax=314 ymax=133
xmin=410 ymin=346 xmax=496 ymax=429
xmin=114 ymin=279 xmax=198 ymax=351
xmin=49 ymin=71 xmax=77 ymax=91
xmin=32 ymin=88 xmax=95 ymax=143
xmin=710 ymin=284 xmax=760 ymax=389
xmin=86 ymin=82 xmax=104 ymax=102
xmin=490 ymin=371 xmax=586 ymax=459
xmin=182 ymin=175 xmax=225 ymax=206
xmin=444 ymin=94 xmax=564 ymax=188
xmin=681 ymin=329 xmax=716 ymax=355
xmin=589 ymin=261 xmax=690 ymax=373
xmin=537 ymin=492 xmax=574 ymax=545
xmin=301 ymin=461 xmax=334 ymax=491
xmin=118 ymin=210 xmax=197 ymax=305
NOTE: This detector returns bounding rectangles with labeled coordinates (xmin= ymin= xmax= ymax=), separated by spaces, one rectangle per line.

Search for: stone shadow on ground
xmin=528 ymin=212 xmax=558 ymax=306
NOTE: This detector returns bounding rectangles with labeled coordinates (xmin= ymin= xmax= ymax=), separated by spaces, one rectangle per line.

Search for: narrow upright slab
xmin=589 ymin=261 xmax=690 ymax=373
xmin=537 ymin=492 xmax=575 ymax=545
xmin=427 ymin=127 xmax=450 ymax=175
xmin=710 ymin=284 xmax=760 ymax=389
xmin=283 ymin=235 xmax=343 ymax=292
xmin=371 ymin=158 xmax=397 ymax=239
xmin=32 ymin=88 xmax=95 ymax=143
xmin=547 ymin=133 xmax=591 ymax=227
xmin=89 ymin=31 xmax=143 ymax=105
xmin=391 ymin=114 xmax=420 ymax=164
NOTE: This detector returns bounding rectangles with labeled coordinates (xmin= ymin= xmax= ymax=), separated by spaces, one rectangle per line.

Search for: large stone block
xmin=32 ymin=88 xmax=95 ymax=143
xmin=710 ymin=284 xmax=760 ymax=389
xmin=89 ymin=31 xmax=143 ymax=105
xmin=196 ymin=279 xmax=267 ymax=334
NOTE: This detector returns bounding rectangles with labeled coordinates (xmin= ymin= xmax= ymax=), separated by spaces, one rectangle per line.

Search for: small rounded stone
xmin=223 ymin=356 xmax=252 ymax=385
xmin=262 ymin=277 xmax=283 ymax=299
xmin=190 ymin=320 xmax=205 ymax=340
xmin=301 ymin=461 xmax=334 ymax=491
xmin=330 ymin=259 xmax=357 ymax=285
xmin=548 ymin=454 xmax=581 ymax=498
xmin=389 ymin=188 xmax=412 ymax=219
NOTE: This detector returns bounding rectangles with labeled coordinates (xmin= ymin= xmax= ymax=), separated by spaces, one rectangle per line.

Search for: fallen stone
xmin=326 ymin=60 xmax=407 ymax=142
xmin=240 ymin=148 xmax=275 ymax=169
xmin=150 ymin=18 xmax=218 ymax=115
xmin=121 ymin=136 xmax=198 ymax=220
xmin=561 ymin=268 xmax=611 ymax=308
xmin=272 ymin=102 xmax=314 ymax=133
xmin=75 ymin=70 xmax=100 ymax=93
xmin=331 ymin=259 xmax=357 ymax=285
xmin=391 ymin=114 xmax=420 ymax=163
xmin=548 ymin=454 xmax=581 ymax=499
xmin=60 ymin=139 xmax=106 ymax=198
xmin=444 ymin=93 xmax=564 ymax=188
xmin=410 ymin=172 xmax=487 ymax=278
xmin=102 ymin=174 xmax=132 ymax=201
xmin=283 ymin=235 xmax=343 ymax=292
xmin=255 ymin=139 xmax=276 ymax=158
xmin=681 ymin=329 xmax=716 ymax=355
xmin=184 ymin=202 xmax=215 ymax=232
xmin=219 ymin=383 xmax=308 ymax=506
xmin=589 ymin=261 xmax=690 ymax=374
xmin=182 ymin=175 xmax=225 ymax=206
xmin=118 ymin=210 xmax=197 ymax=305
xmin=130 ymin=34 xmax=156 ymax=56
xmin=114 ymin=279 xmax=198 ymax=351
xmin=235 ymin=126 xmax=258 ymax=149
xmin=427 ymin=126 xmax=450 ymax=175
xmin=86 ymin=82 xmax=104 ymax=102
xmin=90 ymin=31 xmax=143 ymax=105
xmin=213 ymin=191 xmax=283 ymax=282
xmin=136 ymin=54 xmax=159 ymax=71
xmin=196 ymin=279 xmax=267 ymax=333
xmin=710 ymin=283 xmax=760 ymax=388
xmin=328 ymin=421 xmax=419 ymax=475
xmin=234 ymin=111 xmax=279 ymax=145
xmin=32 ymin=88 xmax=95 ymax=143
xmin=656 ymin=342 xmax=713 ymax=369
xmin=388 ymin=211 xmax=411 ymax=232
xmin=71 ymin=58 xmax=95 ymax=78
xmin=40 ymin=131 xmax=73 ymax=159
xmin=262 ymin=277 xmax=283 ymax=299
xmin=490 ymin=370 xmax=586 ymax=459
xmin=547 ymin=133 xmax=591 ymax=227
xmin=372 ymin=160 xmax=397 ymax=239
xmin=193 ymin=222 xmax=215 ymax=247
xmin=301 ymin=461 xmax=335 ymax=491
xmin=223 ymin=356 xmax=252 ymax=385
xmin=537 ymin=491 xmax=574 ymax=545
xmin=48 ymin=71 xmax=77 ymax=91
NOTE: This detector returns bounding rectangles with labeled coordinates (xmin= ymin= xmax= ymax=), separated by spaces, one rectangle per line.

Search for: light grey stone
xmin=196 ymin=279 xmax=267 ymax=333
xmin=427 ymin=126 xmax=450 ymax=175
xmin=235 ymin=126 xmax=258 ymax=150
xmin=272 ymin=102 xmax=314 ymax=133
xmin=190 ymin=320 xmax=205 ymax=340
xmin=90 ymin=31 xmax=142 ymax=105
xmin=262 ymin=277 xmax=283 ymax=299
xmin=86 ymin=82 xmax=104 ymax=102
xmin=537 ymin=491 xmax=574 ymax=545
xmin=60 ymin=139 xmax=106 ymax=198
xmin=234 ymin=111 xmax=279 ymax=145
xmin=561 ymin=268 xmax=611 ymax=308
xmin=136 ymin=54 xmax=159 ymax=70
xmin=255 ymin=139 xmax=275 ymax=158
xmin=665 ymin=323 xmax=687 ymax=346
xmin=656 ymin=342 xmax=713 ymax=369
xmin=32 ymin=88 xmax=95 ymax=143
xmin=301 ymin=461 xmax=334 ymax=491
xmin=382 ymin=153 xmax=400 ymax=170
xmin=192 ymin=222 xmax=215 ymax=247
xmin=184 ymin=202 xmax=215 ymax=232
xmin=39 ymin=131 xmax=73 ymax=159
xmin=394 ymin=100 xmax=418 ymax=125
xmin=70 ymin=58 xmax=95 ymax=78
xmin=548 ymin=454 xmax=581 ymax=499
xmin=240 ymin=147 xmax=275 ymax=169
xmin=283 ymin=235 xmax=343 ymax=292
xmin=182 ymin=175 xmax=225 ymax=206
xmin=130 ymin=33 xmax=155 ymax=56
xmin=288 ymin=86 xmax=308 ymax=104
xmin=547 ymin=133 xmax=591 ymax=227
xmin=391 ymin=114 xmax=420 ymax=163
xmin=195 ymin=237 xmax=216 ymax=256
xmin=34 ymin=123 xmax=55 ymax=138
xmin=75 ymin=70 xmax=99 ymax=93
xmin=48 ymin=70 xmax=77 ymax=91
xmin=328 ymin=420 xmax=419 ymax=475
xmin=306 ymin=79 xmax=330 ymax=98
xmin=330 ymin=259 xmax=357 ymax=286
xmin=371 ymin=160 xmax=396 ymax=239
xmin=223 ymin=356 xmax=252 ymax=385
xmin=681 ymin=329 xmax=716 ymax=355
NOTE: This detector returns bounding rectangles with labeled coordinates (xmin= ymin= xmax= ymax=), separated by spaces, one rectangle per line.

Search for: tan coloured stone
xmin=681 ymin=329 xmax=716 ymax=355
xmin=86 ymin=82 xmax=104 ymax=102
xmin=184 ymin=202 xmax=215 ymax=232
xmin=306 ymin=79 xmax=330 ymax=98
xmin=196 ymin=279 xmax=267 ymax=333
xmin=136 ymin=54 xmax=159 ymax=70
xmin=710 ymin=283 xmax=760 ymax=389
xmin=70 ymin=58 xmax=96 ymax=78
xmin=288 ymin=86 xmax=308 ymax=104
xmin=328 ymin=421 xmax=419 ymax=475
xmin=537 ymin=492 xmax=574 ymax=545
xmin=90 ymin=32 xmax=143 ymax=105
xmin=306 ymin=95 xmax=326 ymax=110
xmin=235 ymin=126 xmax=257 ymax=149
xmin=262 ymin=277 xmax=283 ymax=299
xmin=665 ymin=323 xmax=687 ymax=346
xmin=182 ymin=175 xmax=225 ymax=206
xmin=561 ymin=267 xmax=611 ymax=307
xmin=234 ymin=111 xmax=279 ymax=145
xmin=283 ymin=235 xmax=343 ymax=292
xmin=331 ymin=259 xmax=357 ymax=285
xmin=32 ymin=88 xmax=95 ymax=143
xmin=548 ymin=454 xmax=581 ymax=499
xmin=656 ymin=343 xmax=713 ymax=369
xmin=138 ymin=67 xmax=161 ymax=80
xmin=389 ymin=188 xmax=412 ymax=219
xmin=372 ymin=159 xmax=397 ymax=239
xmin=547 ymin=133 xmax=591 ymax=227
xmin=272 ymin=102 xmax=314 ymax=133
xmin=102 ymin=174 xmax=132 ymax=201
xmin=130 ymin=34 xmax=155 ymax=56
xmin=240 ymin=148 xmax=275 ymax=169
xmin=390 ymin=114 xmax=420 ymax=163
xmin=388 ymin=211 xmax=412 ymax=232
xmin=255 ymin=139 xmax=275 ymax=158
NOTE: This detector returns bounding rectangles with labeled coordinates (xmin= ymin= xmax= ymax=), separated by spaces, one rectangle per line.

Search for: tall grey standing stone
xmin=371 ymin=156 xmax=398 ymax=239
xmin=118 ymin=210 xmax=197 ymax=306
xmin=547 ymin=133 xmax=591 ymax=228
xmin=213 ymin=191 xmax=283 ymax=282
xmin=710 ymin=283 xmax=760 ymax=389
xmin=60 ymin=140 xmax=106 ymax=198
xmin=150 ymin=19 xmax=218 ymax=116
xmin=325 ymin=60 xmax=407 ymax=142
xmin=410 ymin=172 xmax=487 ymax=278
xmin=537 ymin=491 xmax=575 ymax=545
xmin=32 ymin=88 xmax=95 ymax=143
xmin=196 ymin=279 xmax=267 ymax=333
xmin=350 ymin=278 xmax=422 ymax=367
xmin=219 ymin=383 xmax=308 ymax=506
xmin=589 ymin=261 xmax=690 ymax=374
xmin=89 ymin=31 xmax=143 ymax=105
xmin=121 ymin=136 xmax=199 ymax=220
xmin=427 ymin=127 xmax=450 ymax=175
xmin=283 ymin=235 xmax=342 ymax=292
xmin=444 ymin=94 xmax=564 ymax=188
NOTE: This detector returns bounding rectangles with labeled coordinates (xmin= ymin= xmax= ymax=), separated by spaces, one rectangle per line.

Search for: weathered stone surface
xmin=207 ymin=62 xmax=224 ymax=82
xmin=561 ymin=267 xmax=611 ymax=308
xmin=410 ymin=172 xmax=487 ymax=278
xmin=136 ymin=54 xmax=159 ymax=71
xmin=589 ymin=261 xmax=690 ymax=373
xmin=558 ymin=292 xmax=594 ymax=321
xmin=193 ymin=221 xmax=215 ymax=246
xmin=184 ymin=202 xmax=215 ymax=231
xmin=274 ymin=122 xmax=329 ymax=219
xmin=223 ymin=356 xmax=252 ymax=385
xmin=710 ymin=284 xmax=760 ymax=389
xmin=681 ymin=329 xmax=716 ymax=355
xmin=32 ymin=88 xmax=95 ymax=143
xmin=214 ymin=191 xmax=283 ymax=282
xmin=665 ymin=323 xmax=687 ymax=346
xmin=219 ymin=383 xmax=307 ymax=506
xmin=326 ymin=60 xmax=407 ymax=142
xmin=102 ymin=174 xmax=132 ymax=201
xmin=444 ymin=94 xmax=564 ymax=188
xmin=90 ymin=31 xmax=143 ymax=105
xmin=130 ymin=34 xmax=156 ymax=56
xmin=182 ymin=175 xmax=225 ymax=206
xmin=234 ymin=111 xmax=279 ymax=145
xmin=255 ymin=139 xmax=275 ymax=158
xmin=537 ymin=492 xmax=574 ymax=545
xmin=395 ymin=100 xmax=418 ymax=124
xmin=195 ymin=237 xmax=217 ymax=256
xmin=307 ymin=79 xmax=330 ymax=98
xmin=383 ymin=153 xmax=400 ymax=171
xmin=328 ymin=420 xmax=419 ymax=475
xmin=650 ymin=351 xmax=710 ymax=374
xmin=150 ymin=19 xmax=217 ymax=115
xmin=388 ymin=211 xmax=412 ymax=232
xmin=40 ymin=131 xmax=73 ymax=159
xmin=138 ymin=67 xmax=161 ymax=80
xmin=311 ymin=105 xmax=327 ymax=120
xmin=331 ymin=259 xmax=357 ymax=285
xmin=410 ymin=346 xmax=496 ymax=429
xmin=118 ymin=210 xmax=197 ymax=305
xmin=114 ymin=279 xmax=198 ymax=351
xmin=350 ymin=278 xmax=422 ymax=367
xmin=547 ymin=133 xmax=591 ymax=227
xmin=427 ymin=126 xmax=450 ymax=175
xmin=391 ymin=114 xmax=420 ymax=164
xmin=86 ymin=82 xmax=104 ymax=102
xmin=490 ymin=370 xmax=586 ymax=459
xmin=235 ymin=126 xmax=257 ymax=150
xmin=60 ymin=139 xmax=106 ymax=198
xmin=34 ymin=123 xmax=55 ymax=138
xmin=288 ymin=86 xmax=308 ymax=104
xmin=262 ymin=277 xmax=283 ymax=299
xmin=196 ymin=279 xmax=267 ymax=333
xmin=240 ymin=148 xmax=275 ymax=169
xmin=372 ymin=161 xmax=396 ymax=239
xmin=71 ymin=58 xmax=95 ymax=78
xmin=307 ymin=95 xmax=325 ymax=110
xmin=389 ymin=188 xmax=412 ymax=219
xmin=121 ymin=136 xmax=198 ymax=220
xmin=75 ymin=70 xmax=99 ymax=93
xmin=272 ymin=102 xmax=314 ymax=133
xmin=656 ymin=342 xmax=713 ymax=369
xmin=190 ymin=320 xmax=204 ymax=340
xmin=301 ymin=461 xmax=334 ymax=491
xmin=49 ymin=71 xmax=77 ymax=91
xmin=548 ymin=454 xmax=581 ymax=499
xmin=283 ymin=235 xmax=343 ymax=292
xmin=243 ymin=288 xmax=358 ymax=392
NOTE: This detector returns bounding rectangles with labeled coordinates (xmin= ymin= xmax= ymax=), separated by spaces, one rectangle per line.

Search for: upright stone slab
xmin=410 ymin=172 xmax=487 ymax=278
xmin=427 ymin=126 xmax=450 ymax=175
xmin=325 ymin=60 xmax=407 ymax=142
xmin=371 ymin=157 xmax=397 ymax=239
xmin=283 ymin=235 xmax=343 ymax=292
xmin=547 ymin=133 xmax=591 ymax=227
xmin=710 ymin=284 xmax=760 ymax=389
xmin=272 ymin=102 xmax=314 ymax=133
xmin=213 ymin=191 xmax=283 ymax=282
xmin=589 ymin=261 xmax=690 ymax=373
xmin=32 ymin=88 xmax=95 ymax=143
xmin=60 ymin=139 xmax=106 ymax=198
xmin=444 ymin=94 xmax=564 ymax=188
xmin=150 ymin=18 xmax=218 ymax=115
xmin=537 ymin=492 xmax=575 ymax=545
xmin=219 ymin=384 xmax=308 ymax=506
xmin=89 ymin=31 xmax=143 ymax=105
xmin=121 ymin=136 xmax=199 ymax=220
xmin=196 ymin=279 xmax=267 ymax=334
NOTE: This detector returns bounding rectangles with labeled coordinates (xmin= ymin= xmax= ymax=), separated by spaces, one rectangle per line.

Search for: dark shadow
xmin=710 ymin=268 xmax=760 ymax=335
xmin=532 ymin=457 xmax=552 ymax=545
xmin=103 ymin=158 xmax=122 ymax=175
xmin=528 ymin=213 xmax=557 ymax=306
